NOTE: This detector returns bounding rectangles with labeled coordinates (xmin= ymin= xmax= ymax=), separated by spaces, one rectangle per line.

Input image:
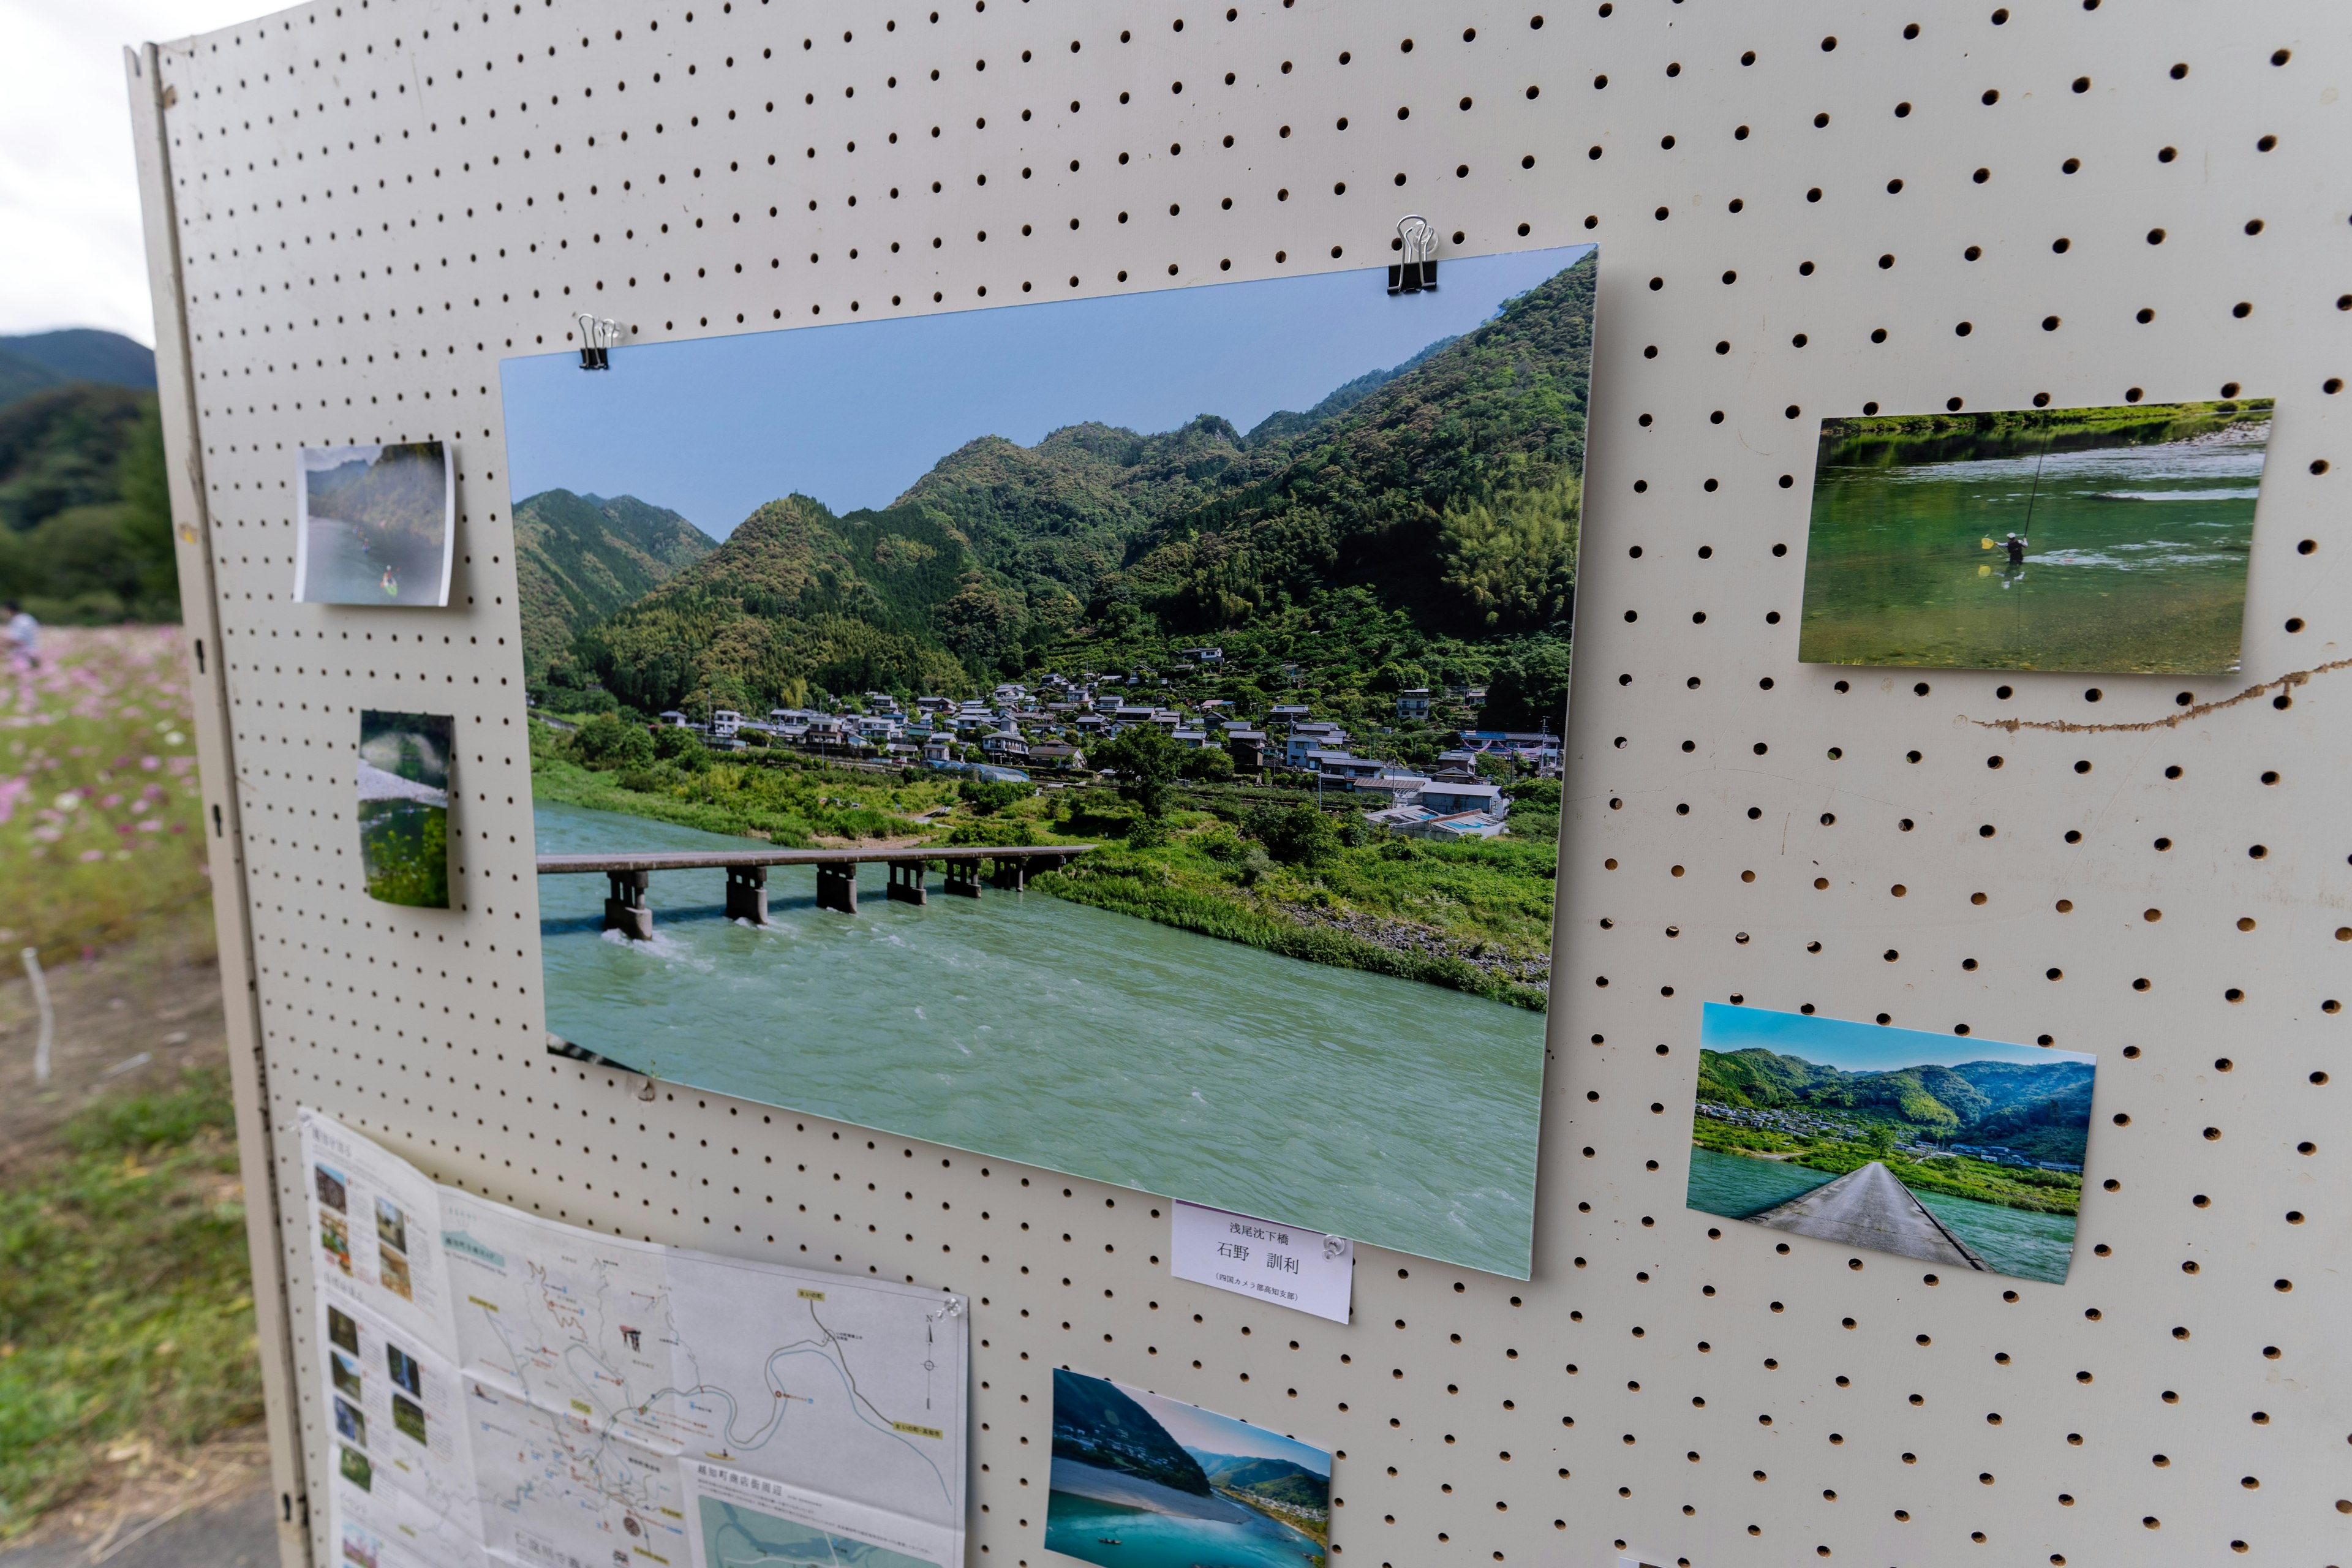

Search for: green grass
xmin=533 ymin=723 xmax=1558 ymax=1009
xmin=530 ymin=723 xmax=965 ymax=844
xmin=1691 ymin=1120 xmax=2080 ymax=1216
xmin=0 ymin=1066 xmax=263 ymax=1537
xmin=360 ymin=801 xmax=450 ymax=907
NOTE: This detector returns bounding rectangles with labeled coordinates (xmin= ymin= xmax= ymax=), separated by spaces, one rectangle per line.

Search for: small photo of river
xmin=1684 ymin=1004 xmax=2094 ymax=1286
xmin=1797 ymin=399 xmax=2270 ymax=674
xmin=296 ymin=442 xmax=456 ymax=606
xmin=1045 ymin=1370 xmax=1329 ymax=1568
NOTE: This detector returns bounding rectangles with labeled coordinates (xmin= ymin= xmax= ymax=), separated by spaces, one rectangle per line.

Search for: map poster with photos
xmin=296 ymin=1110 xmax=970 ymax=1568
xmin=504 ymin=246 xmax=1598 ymax=1280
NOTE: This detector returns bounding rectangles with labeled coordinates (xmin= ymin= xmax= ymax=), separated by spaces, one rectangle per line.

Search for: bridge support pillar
xmin=814 ymin=863 xmax=859 ymax=915
xmin=988 ymin=856 xmax=1031 ymax=892
xmin=943 ymin=860 xmax=983 ymax=899
xmin=886 ymin=860 xmax=929 ymax=905
xmin=603 ymin=871 xmax=653 ymax=940
xmin=725 ymin=864 xmax=769 ymax=925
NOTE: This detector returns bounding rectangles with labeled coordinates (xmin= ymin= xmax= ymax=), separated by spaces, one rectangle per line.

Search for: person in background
xmin=2 ymin=600 xmax=38 ymax=671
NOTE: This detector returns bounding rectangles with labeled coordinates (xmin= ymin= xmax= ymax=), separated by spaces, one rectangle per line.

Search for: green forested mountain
xmin=1697 ymin=1046 xmax=2095 ymax=1161
xmin=1050 ymin=1370 xmax=1210 ymax=1495
xmin=0 ymin=331 xmax=156 ymax=404
xmin=557 ymin=252 xmax=1596 ymax=717
xmin=0 ymin=382 xmax=177 ymax=622
xmin=1198 ymin=1454 xmax=1329 ymax=1507
xmin=513 ymin=489 xmax=718 ymax=680
xmin=304 ymin=445 xmax=448 ymax=547
xmin=576 ymin=491 xmax=989 ymax=710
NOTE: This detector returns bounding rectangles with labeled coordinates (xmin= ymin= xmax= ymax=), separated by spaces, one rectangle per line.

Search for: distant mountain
xmin=1050 ymin=1371 xmax=1210 ymax=1496
xmin=0 ymin=380 xmax=176 ymax=621
xmin=576 ymin=491 xmax=984 ymax=710
xmin=1194 ymin=1452 xmax=1329 ymax=1508
xmin=0 ymin=383 xmax=153 ymax=532
xmin=0 ymin=330 xmax=156 ymax=410
xmin=512 ymin=489 xmax=718 ymax=680
xmin=1697 ymin=1047 xmax=2095 ymax=1162
xmin=304 ymin=445 xmax=447 ymax=546
xmin=0 ymin=350 xmax=55 ymax=408
xmin=565 ymin=252 xmax=1597 ymax=715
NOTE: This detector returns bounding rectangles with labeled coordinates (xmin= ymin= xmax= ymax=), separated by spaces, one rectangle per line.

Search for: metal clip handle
xmin=1388 ymin=216 xmax=1439 ymax=295
xmin=575 ymin=313 xmax=621 ymax=371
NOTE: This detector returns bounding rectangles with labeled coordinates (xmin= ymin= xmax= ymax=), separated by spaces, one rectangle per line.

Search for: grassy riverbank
xmin=528 ymin=724 xmax=1555 ymax=1009
xmin=1693 ymin=1121 xmax=2079 ymax=1217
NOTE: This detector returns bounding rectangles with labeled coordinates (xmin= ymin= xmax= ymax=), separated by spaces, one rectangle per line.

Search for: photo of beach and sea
xmin=504 ymin=248 xmax=1598 ymax=1277
xmin=1684 ymin=1005 xmax=2097 ymax=1285
xmin=1046 ymin=1370 xmax=1329 ymax=1568
xmin=1798 ymin=400 xmax=2270 ymax=673
xmin=296 ymin=441 xmax=456 ymax=606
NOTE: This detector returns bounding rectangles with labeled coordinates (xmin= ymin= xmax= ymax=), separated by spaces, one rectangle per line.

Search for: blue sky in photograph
xmin=1699 ymin=1003 xmax=2095 ymax=1071
xmin=1118 ymin=1381 xmax=1330 ymax=1477
xmin=500 ymin=246 xmax=1593 ymax=538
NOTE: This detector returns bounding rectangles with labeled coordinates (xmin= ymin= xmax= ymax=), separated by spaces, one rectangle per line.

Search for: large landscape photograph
xmin=502 ymin=247 xmax=1596 ymax=1277
xmin=1686 ymin=1004 xmax=2095 ymax=1284
xmin=1798 ymin=399 xmax=2269 ymax=673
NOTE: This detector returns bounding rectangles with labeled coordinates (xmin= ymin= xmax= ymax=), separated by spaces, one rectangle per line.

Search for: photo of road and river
xmin=1684 ymin=1004 xmax=2095 ymax=1285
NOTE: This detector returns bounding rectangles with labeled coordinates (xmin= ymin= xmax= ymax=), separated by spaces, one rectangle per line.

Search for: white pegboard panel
xmin=130 ymin=2 xmax=2350 ymax=1566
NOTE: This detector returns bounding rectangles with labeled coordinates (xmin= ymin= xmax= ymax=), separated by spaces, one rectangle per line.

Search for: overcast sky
xmin=0 ymin=0 xmax=267 ymax=343
xmin=502 ymin=246 xmax=1592 ymax=538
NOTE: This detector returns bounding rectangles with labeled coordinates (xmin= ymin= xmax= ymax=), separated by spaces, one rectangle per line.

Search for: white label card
xmin=1169 ymin=1201 xmax=1354 ymax=1324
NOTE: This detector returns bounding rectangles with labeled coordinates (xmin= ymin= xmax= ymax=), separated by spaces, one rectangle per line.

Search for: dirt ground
xmin=0 ymin=1429 xmax=274 ymax=1566
xmin=0 ymin=910 xmax=284 ymax=1558
xmin=0 ymin=916 xmax=233 ymax=1167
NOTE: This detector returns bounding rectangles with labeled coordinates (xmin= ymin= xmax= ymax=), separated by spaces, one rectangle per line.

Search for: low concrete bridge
xmin=1743 ymin=1161 xmax=1989 ymax=1271
xmin=537 ymin=845 xmax=1095 ymax=938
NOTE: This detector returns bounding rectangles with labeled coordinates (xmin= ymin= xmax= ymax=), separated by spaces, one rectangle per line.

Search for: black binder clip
xmin=575 ymin=312 xmax=619 ymax=371
xmin=1387 ymin=215 xmax=1438 ymax=295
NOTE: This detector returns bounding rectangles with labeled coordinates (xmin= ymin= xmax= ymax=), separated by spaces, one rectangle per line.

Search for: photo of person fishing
xmin=1795 ymin=399 xmax=2271 ymax=674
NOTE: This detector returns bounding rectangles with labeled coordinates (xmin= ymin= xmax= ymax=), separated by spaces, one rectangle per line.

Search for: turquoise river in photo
xmin=1043 ymin=1488 xmax=1322 ymax=1568
xmin=1799 ymin=420 xmax=2266 ymax=674
xmin=1685 ymin=1147 xmax=2078 ymax=1284
xmin=535 ymin=801 xmax=1547 ymax=1278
